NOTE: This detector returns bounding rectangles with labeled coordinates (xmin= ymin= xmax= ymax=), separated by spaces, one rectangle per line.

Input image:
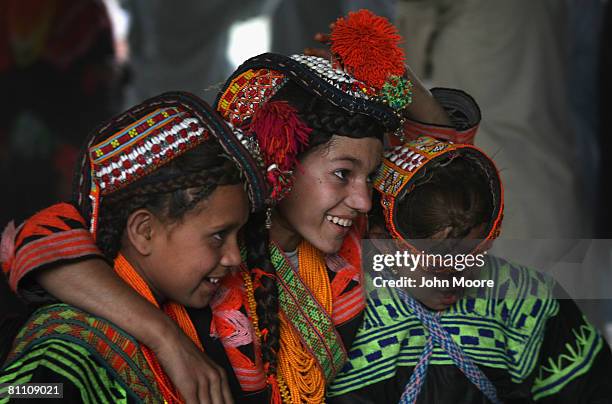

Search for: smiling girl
xmin=0 ymin=92 xmax=250 ymax=403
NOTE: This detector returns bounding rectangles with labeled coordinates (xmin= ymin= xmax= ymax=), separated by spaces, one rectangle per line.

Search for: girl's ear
xmin=125 ymin=209 xmax=155 ymax=256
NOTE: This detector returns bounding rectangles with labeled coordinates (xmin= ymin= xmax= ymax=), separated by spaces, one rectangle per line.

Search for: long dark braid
xmin=244 ymin=211 xmax=280 ymax=372
xmin=243 ymin=80 xmax=385 ymax=374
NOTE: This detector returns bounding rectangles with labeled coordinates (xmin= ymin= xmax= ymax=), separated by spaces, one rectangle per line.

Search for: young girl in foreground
xmin=0 ymin=93 xmax=249 ymax=403
xmin=328 ymin=136 xmax=612 ymax=403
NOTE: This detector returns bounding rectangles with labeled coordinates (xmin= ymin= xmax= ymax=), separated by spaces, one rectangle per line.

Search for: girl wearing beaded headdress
xmin=0 ymin=92 xmax=253 ymax=403
xmin=207 ymin=10 xmax=467 ymax=402
xmin=327 ymin=136 xmax=612 ymax=403
xmin=1 ymin=10 xmax=484 ymax=403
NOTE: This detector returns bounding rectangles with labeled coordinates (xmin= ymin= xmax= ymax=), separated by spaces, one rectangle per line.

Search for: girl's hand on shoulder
xmin=151 ymin=319 xmax=234 ymax=404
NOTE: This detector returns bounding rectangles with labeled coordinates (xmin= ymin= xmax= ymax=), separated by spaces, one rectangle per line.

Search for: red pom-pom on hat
xmin=331 ymin=9 xmax=405 ymax=89
xmin=247 ymin=101 xmax=311 ymax=172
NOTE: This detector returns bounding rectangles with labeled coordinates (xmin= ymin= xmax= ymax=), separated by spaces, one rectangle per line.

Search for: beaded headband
xmin=215 ymin=10 xmax=413 ymax=206
xmin=89 ymin=106 xmax=208 ymax=195
xmin=217 ymin=53 xmax=404 ymax=134
xmin=80 ymin=92 xmax=266 ymax=235
xmin=374 ymin=136 xmax=504 ymax=258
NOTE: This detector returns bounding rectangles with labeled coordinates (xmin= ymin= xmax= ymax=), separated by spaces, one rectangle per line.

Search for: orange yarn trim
xmin=277 ymin=240 xmax=331 ymax=403
xmin=114 ymin=254 xmax=205 ymax=403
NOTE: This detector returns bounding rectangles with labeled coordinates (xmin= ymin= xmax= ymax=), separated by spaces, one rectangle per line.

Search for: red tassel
xmin=331 ymin=9 xmax=405 ymax=89
xmin=247 ymin=101 xmax=311 ymax=172
xmin=268 ymin=374 xmax=283 ymax=404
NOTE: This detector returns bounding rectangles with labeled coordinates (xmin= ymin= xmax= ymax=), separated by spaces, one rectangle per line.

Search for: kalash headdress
xmin=77 ymin=91 xmax=263 ymax=236
xmin=374 ymin=136 xmax=504 ymax=257
xmin=216 ymin=9 xmax=414 ymax=208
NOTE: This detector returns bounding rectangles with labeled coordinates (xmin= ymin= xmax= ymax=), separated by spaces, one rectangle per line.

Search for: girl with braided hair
xmin=328 ymin=136 xmax=612 ymax=403
xmin=2 ymin=10 xmax=484 ymax=403
xmin=0 ymin=92 xmax=251 ymax=403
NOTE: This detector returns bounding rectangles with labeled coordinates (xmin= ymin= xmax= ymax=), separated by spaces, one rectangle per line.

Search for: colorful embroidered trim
xmin=5 ymin=202 xmax=103 ymax=292
xmin=89 ymin=106 xmax=209 ymax=195
xmin=328 ymin=257 xmax=559 ymax=397
xmin=218 ymin=69 xmax=288 ymax=128
xmin=211 ymin=270 xmax=267 ymax=392
xmin=329 ymin=229 xmax=366 ymax=325
xmin=532 ymin=319 xmax=603 ymax=400
xmin=9 ymin=229 xmax=101 ymax=292
xmin=1 ymin=338 xmax=133 ymax=403
xmin=216 ymin=53 xmax=402 ymax=136
xmin=290 ymin=54 xmax=375 ymax=100
xmin=271 ymin=244 xmax=348 ymax=381
xmin=374 ymin=136 xmax=504 ymax=255
xmin=6 ymin=303 xmax=163 ymax=403
xmin=398 ymin=119 xmax=478 ymax=146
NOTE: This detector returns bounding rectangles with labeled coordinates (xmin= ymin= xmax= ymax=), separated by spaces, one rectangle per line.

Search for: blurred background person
xmin=0 ymin=0 xmax=127 ymax=340
xmin=396 ymin=0 xmax=601 ymax=240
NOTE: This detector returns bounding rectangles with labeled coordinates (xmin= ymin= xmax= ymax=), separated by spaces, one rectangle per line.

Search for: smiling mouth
xmin=326 ymin=215 xmax=353 ymax=228
xmin=204 ymin=277 xmax=221 ymax=285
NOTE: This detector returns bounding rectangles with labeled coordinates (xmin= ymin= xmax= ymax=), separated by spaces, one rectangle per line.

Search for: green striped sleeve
xmin=1 ymin=338 xmax=129 ymax=404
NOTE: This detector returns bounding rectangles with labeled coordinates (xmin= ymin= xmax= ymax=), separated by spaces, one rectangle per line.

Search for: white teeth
xmin=207 ymin=277 xmax=220 ymax=284
xmin=326 ymin=215 xmax=353 ymax=228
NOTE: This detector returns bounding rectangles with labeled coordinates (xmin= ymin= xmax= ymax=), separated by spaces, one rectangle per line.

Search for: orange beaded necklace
xmin=245 ymin=241 xmax=333 ymax=403
xmin=277 ymin=240 xmax=331 ymax=403
xmin=114 ymin=253 xmax=204 ymax=403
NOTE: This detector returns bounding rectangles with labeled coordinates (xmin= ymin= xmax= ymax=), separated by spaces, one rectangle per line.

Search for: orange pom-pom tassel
xmin=331 ymin=9 xmax=405 ymax=89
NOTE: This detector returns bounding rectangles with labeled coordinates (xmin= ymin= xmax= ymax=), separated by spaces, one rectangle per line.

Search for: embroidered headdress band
xmin=374 ymin=136 xmax=504 ymax=257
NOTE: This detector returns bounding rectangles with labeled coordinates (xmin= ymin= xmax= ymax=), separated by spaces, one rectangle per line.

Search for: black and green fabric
xmin=327 ymin=256 xmax=612 ymax=403
xmin=0 ymin=304 xmax=164 ymax=403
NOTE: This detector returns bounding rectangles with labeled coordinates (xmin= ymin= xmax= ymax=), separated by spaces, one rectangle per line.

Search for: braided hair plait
xmin=244 ymin=211 xmax=281 ymax=374
xmin=303 ymin=111 xmax=383 ymax=150
xmin=93 ymin=140 xmax=241 ymax=259
xmin=271 ymin=81 xmax=385 ymax=153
